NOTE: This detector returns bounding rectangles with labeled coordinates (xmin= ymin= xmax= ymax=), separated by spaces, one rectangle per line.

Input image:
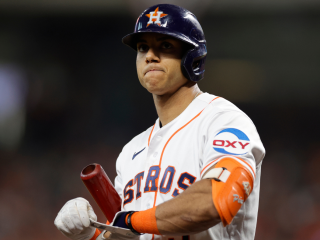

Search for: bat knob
xmin=81 ymin=163 xmax=101 ymax=180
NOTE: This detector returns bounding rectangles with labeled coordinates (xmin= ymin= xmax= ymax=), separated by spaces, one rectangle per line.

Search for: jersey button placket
xmin=152 ymin=151 xmax=159 ymax=164
xmin=152 ymin=135 xmax=162 ymax=163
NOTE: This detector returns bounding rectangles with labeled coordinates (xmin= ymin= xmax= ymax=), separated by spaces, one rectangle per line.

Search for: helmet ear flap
xmin=181 ymin=44 xmax=207 ymax=82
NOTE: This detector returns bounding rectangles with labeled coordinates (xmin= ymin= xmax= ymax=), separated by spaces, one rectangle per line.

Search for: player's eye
xmin=161 ymin=42 xmax=173 ymax=49
xmin=137 ymin=44 xmax=149 ymax=52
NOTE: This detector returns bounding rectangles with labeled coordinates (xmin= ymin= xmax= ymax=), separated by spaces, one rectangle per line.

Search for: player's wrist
xmin=129 ymin=207 xmax=160 ymax=235
xmin=112 ymin=207 xmax=160 ymax=235
xmin=125 ymin=211 xmax=141 ymax=235
xmin=112 ymin=211 xmax=142 ymax=235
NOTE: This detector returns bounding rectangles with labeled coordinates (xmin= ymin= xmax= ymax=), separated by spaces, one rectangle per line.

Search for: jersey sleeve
xmin=114 ymin=150 xmax=124 ymax=204
xmin=200 ymin=110 xmax=265 ymax=179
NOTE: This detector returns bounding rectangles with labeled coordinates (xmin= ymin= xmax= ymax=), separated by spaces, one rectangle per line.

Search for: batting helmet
xmin=122 ymin=4 xmax=207 ymax=82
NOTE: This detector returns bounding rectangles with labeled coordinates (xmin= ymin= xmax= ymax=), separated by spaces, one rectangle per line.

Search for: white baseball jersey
xmin=114 ymin=93 xmax=265 ymax=240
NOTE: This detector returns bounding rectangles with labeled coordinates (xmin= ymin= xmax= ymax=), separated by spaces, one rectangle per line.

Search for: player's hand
xmin=54 ymin=197 xmax=97 ymax=240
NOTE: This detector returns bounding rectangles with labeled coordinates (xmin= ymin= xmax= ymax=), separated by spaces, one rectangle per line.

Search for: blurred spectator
xmin=0 ymin=64 xmax=27 ymax=150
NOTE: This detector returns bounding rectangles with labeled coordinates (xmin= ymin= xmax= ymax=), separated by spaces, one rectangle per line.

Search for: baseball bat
xmin=80 ymin=163 xmax=122 ymax=222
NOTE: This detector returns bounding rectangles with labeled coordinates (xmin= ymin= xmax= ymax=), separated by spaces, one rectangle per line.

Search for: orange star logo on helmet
xmin=146 ymin=7 xmax=168 ymax=27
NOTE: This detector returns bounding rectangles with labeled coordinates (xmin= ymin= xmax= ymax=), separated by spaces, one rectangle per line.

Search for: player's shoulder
xmin=197 ymin=93 xmax=261 ymax=137
xmin=199 ymin=93 xmax=250 ymax=119
xmin=199 ymin=93 xmax=265 ymax=162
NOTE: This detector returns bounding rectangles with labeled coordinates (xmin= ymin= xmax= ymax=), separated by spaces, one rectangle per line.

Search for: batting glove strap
xmin=126 ymin=211 xmax=141 ymax=235
xmin=112 ymin=211 xmax=142 ymax=235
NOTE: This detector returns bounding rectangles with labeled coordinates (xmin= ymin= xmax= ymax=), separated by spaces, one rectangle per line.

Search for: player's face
xmin=136 ymin=33 xmax=189 ymax=96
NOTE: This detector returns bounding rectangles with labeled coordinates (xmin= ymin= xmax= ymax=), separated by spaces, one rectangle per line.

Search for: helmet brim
xmin=122 ymin=29 xmax=198 ymax=51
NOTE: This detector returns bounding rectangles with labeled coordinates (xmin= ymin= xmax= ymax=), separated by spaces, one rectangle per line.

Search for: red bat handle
xmin=80 ymin=163 xmax=121 ymax=222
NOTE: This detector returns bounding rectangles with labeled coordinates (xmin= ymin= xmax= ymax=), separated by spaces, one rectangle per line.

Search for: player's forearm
xmin=155 ymin=179 xmax=221 ymax=235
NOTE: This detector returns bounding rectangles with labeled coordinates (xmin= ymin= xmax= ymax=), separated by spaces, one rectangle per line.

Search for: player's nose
xmin=145 ymin=48 xmax=160 ymax=63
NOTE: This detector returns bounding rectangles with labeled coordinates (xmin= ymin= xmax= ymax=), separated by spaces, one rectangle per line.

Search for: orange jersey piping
xmin=152 ymin=96 xmax=220 ymax=208
xmin=150 ymin=96 xmax=220 ymax=240
xmin=148 ymin=124 xmax=156 ymax=146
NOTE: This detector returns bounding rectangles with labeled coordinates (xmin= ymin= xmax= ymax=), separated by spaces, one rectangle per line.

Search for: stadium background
xmin=0 ymin=0 xmax=319 ymax=239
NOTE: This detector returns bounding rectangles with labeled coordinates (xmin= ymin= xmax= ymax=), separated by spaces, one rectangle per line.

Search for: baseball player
xmin=54 ymin=4 xmax=265 ymax=240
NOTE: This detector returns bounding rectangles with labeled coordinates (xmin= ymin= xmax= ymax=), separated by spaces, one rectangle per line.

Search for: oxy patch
xmin=213 ymin=128 xmax=250 ymax=155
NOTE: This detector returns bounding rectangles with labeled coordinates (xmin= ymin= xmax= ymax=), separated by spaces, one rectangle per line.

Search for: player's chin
xmin=145 ymin=84 xmax=166 ymax=95
xmin=142 ymin=77 xmax=167 ymax=93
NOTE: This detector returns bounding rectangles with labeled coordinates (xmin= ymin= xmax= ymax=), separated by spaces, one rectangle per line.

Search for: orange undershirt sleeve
xmin=131 ymin=206 xmax=160 ymax=235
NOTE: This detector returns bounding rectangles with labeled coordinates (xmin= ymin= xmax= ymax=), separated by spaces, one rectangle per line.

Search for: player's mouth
xmin=144 ymin=66 xmax=165 ymax=75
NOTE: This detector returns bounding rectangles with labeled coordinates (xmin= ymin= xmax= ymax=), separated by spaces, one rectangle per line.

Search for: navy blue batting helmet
xmin=122 ymin=4 xmax=207 ymax=82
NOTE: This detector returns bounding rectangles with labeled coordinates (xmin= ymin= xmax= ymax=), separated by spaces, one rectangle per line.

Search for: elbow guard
xmin=203 ymin=157 xmax=254 ymax=226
